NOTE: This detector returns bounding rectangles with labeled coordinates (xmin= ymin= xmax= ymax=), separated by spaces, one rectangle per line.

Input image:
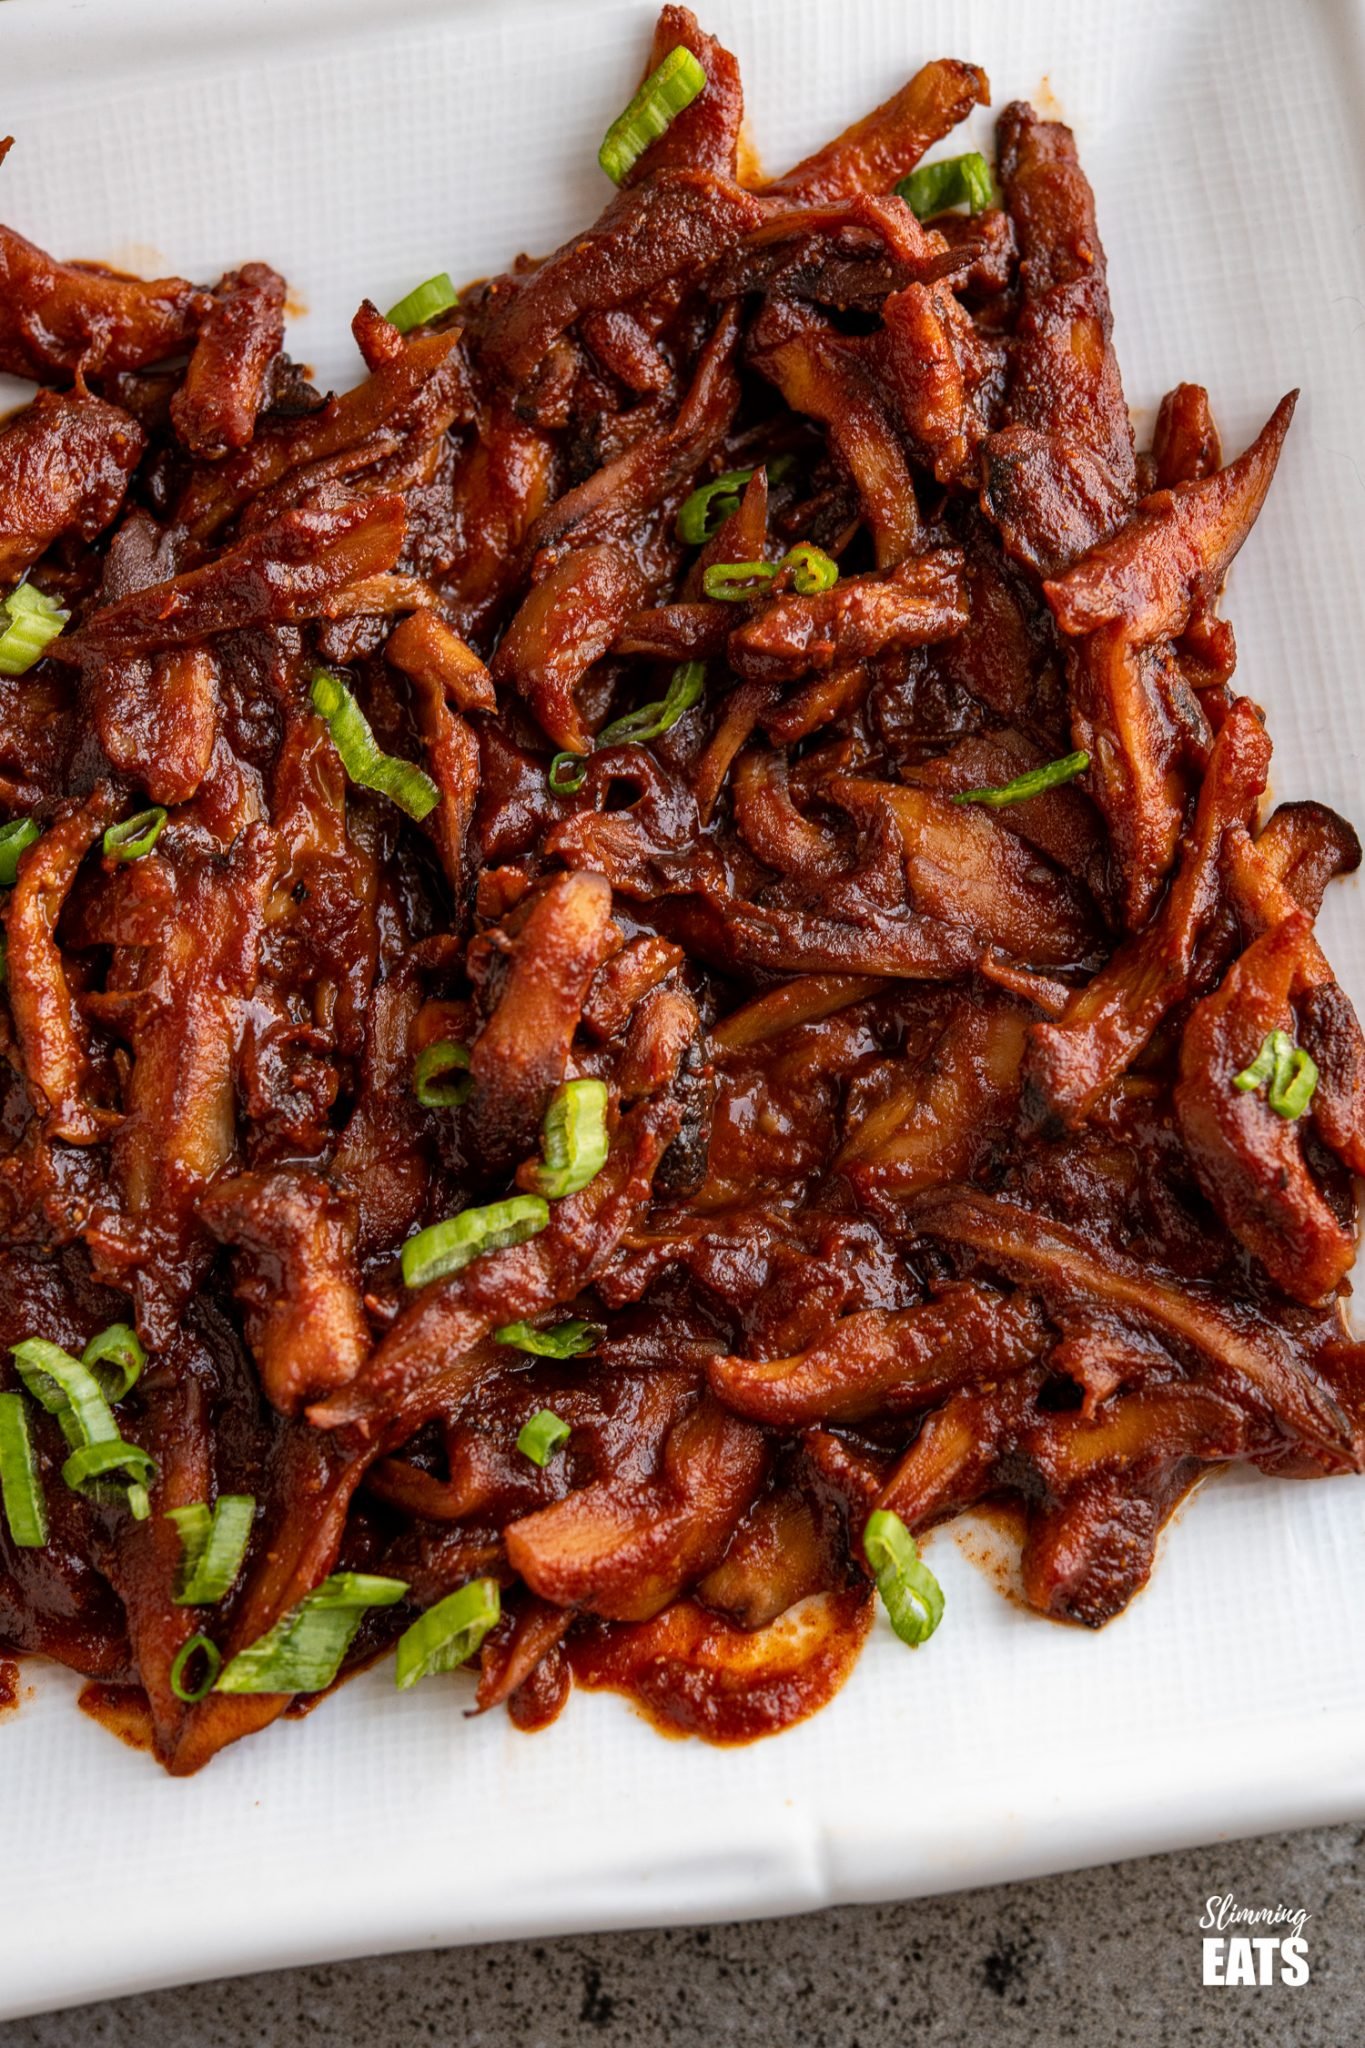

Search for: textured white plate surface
xmin=1 ymin=0 xmax=1364 ymax=2021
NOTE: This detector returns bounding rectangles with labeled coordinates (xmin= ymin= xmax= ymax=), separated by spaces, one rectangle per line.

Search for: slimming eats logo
xmin=1201 ymin=1894 xmax=1310 ymax=1986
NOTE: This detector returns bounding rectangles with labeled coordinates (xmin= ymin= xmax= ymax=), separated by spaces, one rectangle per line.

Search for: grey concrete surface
xmin=3 ymin=1821 xmax=1359 ymax=2046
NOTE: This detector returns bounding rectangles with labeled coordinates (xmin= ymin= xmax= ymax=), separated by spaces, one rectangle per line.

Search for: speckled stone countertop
xmin=3 ymin=1823 xmax=1359 ymax=2045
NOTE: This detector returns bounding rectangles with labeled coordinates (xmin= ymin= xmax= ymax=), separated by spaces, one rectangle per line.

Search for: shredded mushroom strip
xmin=0 ymin=10 xmax=1361 ymax=1775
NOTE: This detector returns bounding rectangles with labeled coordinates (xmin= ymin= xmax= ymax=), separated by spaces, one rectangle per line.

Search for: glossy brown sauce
xmin=947 ymin=1499 xmax=1030 ymax=1609
xmin=734 ymin=121 xmax=764 ymax=189
xmin=507 ymin=1644 xmax=572 ymax=1732
xmin=569 ymin=1587 xmax=873 ymax=1743
xmin=77 ymin=1682 xmax=156 ymax=1753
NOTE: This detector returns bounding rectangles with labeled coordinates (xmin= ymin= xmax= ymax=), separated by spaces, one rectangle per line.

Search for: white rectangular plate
xmin=1 ymin=0 xmax=1364 ymax=2021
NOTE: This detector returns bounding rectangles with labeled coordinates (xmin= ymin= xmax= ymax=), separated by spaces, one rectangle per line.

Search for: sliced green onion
xmin=526 ymin=1078 xmax=609 ymax=1200
xmin=8 ymin=584 xmax=55 ymax=616
xmin=0 ymin=817 xmax=39 ymax=886
xmin=952 ymin=750 xmax=1091 ymax=809
xmin=80 ymin=1322 xmax=146 ymax=1403
xmin=0 ymin=1391 xmax=48 ymax=1548
xmin=549 ymin=751 xmax=589 ymax=796
xmin=517 ymin=1408 xmax=572 ymax=1467
xmin=598 ymin=661 xmax=705 ymax=748
xmin=1233 ymin=1030 xmax=1286 ymax=1095
xmin=0 ymin=583 xmax=68 ymax=676
xmin=677 ymin=468 xmax=758 ymax=546
xmin=598 ymin=45 xmax=707 ymax=184
xmin=102 ymin=807 xmax=167 ymax=862
xmin=394 ymin=1577 xmax=500 ymax=1690
xmin=12 ymin=1336 xmax=154 ymax=1517
xmin=401 ymin=1194 xmax=550 ymax=1289
xmin=310 ymin=667 xmax=439 ymax=822
xmin=896 ymin=151 xmax=995 ymax=221
xmin=1234 ymin=1028 xmax=1319 ymax=1120
xmin=11 ymin=1338 xmax=121 ymax=1451
xmin=702 ymin=560 xmax=776 ymax=602
xmin=863 ymin=1507 xmax=944 ymax=1647
xmin=548 ymin=664 xmax=704 ymax=791
xmin=216 ymin=1571 xmax=409 ymax=1695
xmin=169 ymin=1495 xmax=256 ymax=1605
xmin=781 ymin=542 xmax=838 ymax=595
xmin=413 ymin=1039 xmax=472 ymax=1109
xmin=703 ymin=544 xmax=836 ymax=599
xmin=493 ymin=1318 xmax=602 ymax=1357
xmin=169 ymin=1632 xmax=222 ymax=1704
xmin=385 ymin=272 xmax=458 ymax=334
xmin=675 ymin=456 xmax=797 ymax=547
xmin=1271 ymin=1049 xmax=1319 ymax=1120
xmin=61 ymin=1438 xmax=157 ymax=1521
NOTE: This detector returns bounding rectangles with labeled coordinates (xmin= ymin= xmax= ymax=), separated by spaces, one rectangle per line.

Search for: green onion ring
xmin=11 ymin=1339 xmax=121 ymax=1451
xmin=80 ymin=1322 xmax=147 ymax=1403
xmin=170 ymin=1633 xmax=223 ymax=1704
xmin=1235 ymin=1028 xmax=1319 ymax=1120
xmin=516 ymin=1408 xmax=572 ymax=1468
xmin=216 ymin=1572 xmax=409 ymax=1696
xmin=0 ymin=1391 xmax=48 ymax=1548
xmin=780 ymin=542 xmax=839 ymax=594
xmin=493 ymin=1319 xmax=602 ymax=1358
xmin=952 ymin=750 xmax=1091 ymax=809
xmin=702 ymin=560 xmax=777 ymax=602
xmin=597 ymin=661 xmax=705 ymax=749
xmin=676 ymin=467 xmax=758 ymax=546
xmin=0 ymin=817 xmax=40 ymax=886
xmin=394 ymin=1578 xmax=501 ymax=1690
xmin=675 ymin=455 xmax=799 ymax=546
xmin=547 ymin=664 xmax=704 ymax=793
xmin=526 ymin=1078 xmax=609 ymax=1200
xmin=310 ymin=667 xmax=439 ymax=822
xmin=863 ymin=1507 xmax=945 ymax=1647
xmin=62 ymin=1438 xmax=158 ymax=1521
xmin=169 ymin=1495 xmax=256 ymax=1605
xmin=1233 ymin=1029 xmax=1288 ymax=1095
xmin=385 ymin=272 xmax=458 ymax=333
xmin=412 ymin=1039 xmax=472 ymax=1109
xmin=598 ymin=46 xmax=707 ymax=185
xmin=0 ymin=583 xmax=68 ymax=677
xmin=401 ymin=1195 xmax=550 ymax=1290
xmin=896 ymin=151 xmax=996 ymax=221
xmin=102 ymin=807 xmax=168 ymax=863
xmin=1269 ymin=1047 xmax=1319 ymax=1120
xmin=548 ymin=751 xmax=589 ymax=796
